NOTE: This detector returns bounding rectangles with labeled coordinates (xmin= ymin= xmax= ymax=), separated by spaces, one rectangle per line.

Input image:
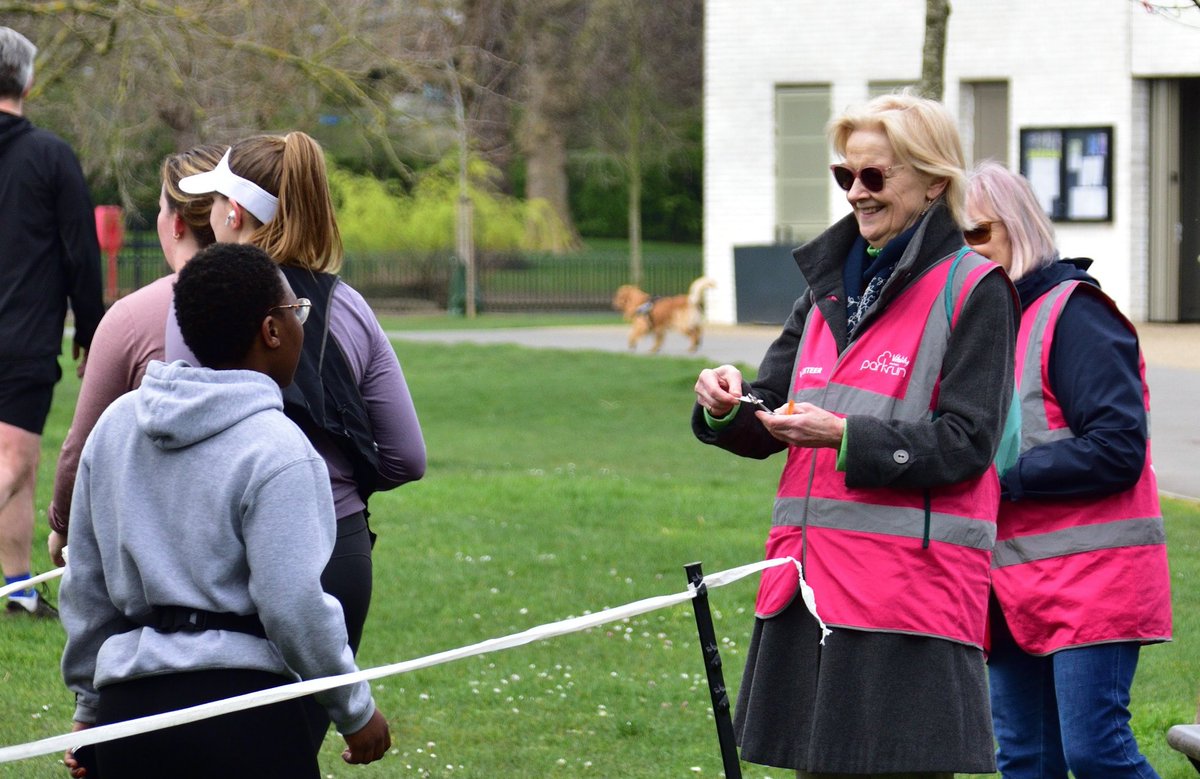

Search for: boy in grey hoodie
xmin=60 ymin=243 xmax=390 ymax=778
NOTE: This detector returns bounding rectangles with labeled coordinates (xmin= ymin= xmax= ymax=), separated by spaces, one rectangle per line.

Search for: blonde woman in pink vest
xmin=692 ymin=92 xmax=1019 ymax=777
xmin=966 ymin=161 xmax=1171 ymax=779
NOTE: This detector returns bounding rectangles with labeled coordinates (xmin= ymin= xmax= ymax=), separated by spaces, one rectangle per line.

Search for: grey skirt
xmin=733 ymin=600 xmax=996 ymax=774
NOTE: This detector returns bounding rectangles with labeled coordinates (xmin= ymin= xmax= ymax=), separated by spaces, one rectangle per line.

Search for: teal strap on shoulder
xmin=943 ymin=246 xmax=972 ymax=324
xmin=941 ymin=246 xmax=1021 ymax=476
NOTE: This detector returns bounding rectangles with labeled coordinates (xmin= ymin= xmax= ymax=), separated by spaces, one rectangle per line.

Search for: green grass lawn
xmin=2 ymin=337 xmax=1197 ymax=778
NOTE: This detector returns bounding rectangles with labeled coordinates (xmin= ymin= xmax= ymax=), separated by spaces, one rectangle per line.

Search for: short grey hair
xmin=0 ymin=28 xmax=36 ymax=101
xmin=967 ymin=161 xmax=1058 ymax=281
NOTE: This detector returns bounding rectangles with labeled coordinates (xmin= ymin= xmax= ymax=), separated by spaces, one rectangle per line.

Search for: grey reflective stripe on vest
xmin=1020 ymin=282 xmax=1153 ymax=447
xmin=773 ymin=496 xmax=996 ymax=550
xmin=1018 ymin=282 xmax=1072 ymax=450
xmin=1028 ymin=427 xmax=1074 ymax=447
xmin=789 ymin=253 xmax=987 ymax=421
xmin=992 ymin=516 xmax=1166 ymax=568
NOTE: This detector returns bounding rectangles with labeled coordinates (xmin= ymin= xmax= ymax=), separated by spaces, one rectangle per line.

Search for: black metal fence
xmin=109 ymin=233 xmax=703 ymax=314
xmin=105 ymin=230 xmax=174 ymax=299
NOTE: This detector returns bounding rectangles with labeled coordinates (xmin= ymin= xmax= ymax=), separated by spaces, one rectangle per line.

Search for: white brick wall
xmin=705 ymin=0 xmax=1200 ymax=322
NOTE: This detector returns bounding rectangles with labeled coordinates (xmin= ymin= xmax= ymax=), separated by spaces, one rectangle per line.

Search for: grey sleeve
xmin=242 ymin=456 xmax=375 ymax=733
xmin=60 ymin=452 xmax=130 ymax=724
xmin=360 ymin=321 xmax=427 ymax=488
xmin=331 ymin=285 xmax=427 ymax=489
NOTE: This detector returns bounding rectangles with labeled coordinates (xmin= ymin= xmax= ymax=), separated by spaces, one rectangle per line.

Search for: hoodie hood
xmin=1014 ymin=258 xmax=1097 ymax=311
xmin=0 ymin=113 xmax=32 ymax=155
xmin=135 ymin=360 xmax=284 ymax=450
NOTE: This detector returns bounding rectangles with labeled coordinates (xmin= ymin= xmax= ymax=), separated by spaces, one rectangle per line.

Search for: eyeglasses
xmin=830 ymin=163 xmax=903 ymax=193
xmin=964 ymin=221 xmax=999 ymax=246
xmin=270 ymin=298 xmax=311 ymax=325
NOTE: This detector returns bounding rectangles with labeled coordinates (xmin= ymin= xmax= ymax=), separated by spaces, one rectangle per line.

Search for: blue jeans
xmin=988 ymin=613 xmax=1160 ymax=779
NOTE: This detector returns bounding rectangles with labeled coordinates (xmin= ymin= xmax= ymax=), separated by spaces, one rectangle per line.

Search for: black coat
xmin=1002 ymin=259 xmax=1147 ymax=501
xmin=691 ymin=202 xmax=1015 ymax=773
xmin=694 ymin=201 xmax=1018 ymax=490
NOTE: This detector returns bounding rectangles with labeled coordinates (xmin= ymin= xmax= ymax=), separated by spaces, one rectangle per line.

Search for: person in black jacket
xmin=967 ymin=160 xmax=1168 ymax=779
xmin=0 ymin=27 xmax=104 ymax=619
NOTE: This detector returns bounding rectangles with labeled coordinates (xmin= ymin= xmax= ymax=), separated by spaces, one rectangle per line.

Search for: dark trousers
xmin=88 ymin=669 xmax=318 ymax=779
xmin=321 ymin=510 xmax=375 ymax=654
xmin=305 ymin=509 xmax=375 ymax=748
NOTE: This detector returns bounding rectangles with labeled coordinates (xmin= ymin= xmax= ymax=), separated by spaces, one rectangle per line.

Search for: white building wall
xmin=954 ymin=0 xmax=1136 ymax=312
xmin=1131 ymin=7 xmax=1200 ymax=74
xmin=705 ymin=0 xmax=1200 ymax=323
xmin=704 ymin=0 xmax=928 ymax=323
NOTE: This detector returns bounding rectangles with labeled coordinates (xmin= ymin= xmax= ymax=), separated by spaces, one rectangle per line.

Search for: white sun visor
xmin=178 ymin=149 xmax=279 ymax=224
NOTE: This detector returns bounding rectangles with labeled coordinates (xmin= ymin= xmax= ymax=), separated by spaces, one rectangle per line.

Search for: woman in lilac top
xmin=173 ymin=131 xmax=426 ymax=662
xmin=48 ymin=144 xmax=227 ymax=567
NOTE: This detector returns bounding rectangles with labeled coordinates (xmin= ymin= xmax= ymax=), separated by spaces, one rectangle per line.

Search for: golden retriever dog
xmin=612 ymin=276 xmax=716 ymax=353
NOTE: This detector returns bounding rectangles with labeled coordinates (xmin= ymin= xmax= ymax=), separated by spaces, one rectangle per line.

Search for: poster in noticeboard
xmin=1019 ymin=127 xmax=1113 ymax=222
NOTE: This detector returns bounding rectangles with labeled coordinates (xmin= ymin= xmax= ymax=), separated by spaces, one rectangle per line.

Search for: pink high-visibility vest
xmin=991 ymin=280 xmax=1172 ymax=655
xmin=756 ymin=251 xmax=1004 ymax=648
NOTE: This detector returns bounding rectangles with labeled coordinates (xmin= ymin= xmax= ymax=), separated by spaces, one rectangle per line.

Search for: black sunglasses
xmin=964 ymin=221 xmax=999 ymax=245
xmin=830 ymin=163 xmax=902 ymax=193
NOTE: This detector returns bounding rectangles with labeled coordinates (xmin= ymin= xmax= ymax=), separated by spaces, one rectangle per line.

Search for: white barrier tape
xmin=0 ymin=566 xmax=65 ymax=599
xmin=0 ymin=556 xmax=819 ymax=764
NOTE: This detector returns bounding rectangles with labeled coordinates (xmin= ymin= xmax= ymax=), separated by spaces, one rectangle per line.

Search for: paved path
xmin=388 ymin=322 xmax=1200 ymax=501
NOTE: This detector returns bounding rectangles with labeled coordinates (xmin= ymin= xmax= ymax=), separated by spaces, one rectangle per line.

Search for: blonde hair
xmin=828 ymin=90 xmax=968 ymax=228
xmin=226 ymin=132 xmax=343 ymax=273
xmin=967 ymin=160 xmax=1058 ymax=281
xmin=162 ymin=144 xmax=228 ymax=249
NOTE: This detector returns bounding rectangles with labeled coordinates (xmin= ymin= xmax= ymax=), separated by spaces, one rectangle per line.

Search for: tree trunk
xmin=460 ymin=0 xmax=517 ymax=191
xmin=628 ymin=150 xmax=643 ymax=288
xmin=626 ymin=12 xmax=645 ymax=287
xmin=919 ymin=0 xmax=951 ymax=100
xmin=522 ymin=94 xmax=576 ymax=252
xmin=517 ymin=7 xmax=581 ymax=252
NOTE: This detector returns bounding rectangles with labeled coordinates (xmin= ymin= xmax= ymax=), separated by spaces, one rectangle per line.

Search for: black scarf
xmin=843 ymin=222 xmax=919 ymax=335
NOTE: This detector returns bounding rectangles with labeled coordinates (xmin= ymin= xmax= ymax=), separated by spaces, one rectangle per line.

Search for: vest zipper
xmin=922 ymin=488 xmax=932 ymax=549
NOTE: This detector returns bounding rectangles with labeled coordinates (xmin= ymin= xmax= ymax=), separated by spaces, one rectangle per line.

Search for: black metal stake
xmin=685 ymin=562 xmax=742 ymax=779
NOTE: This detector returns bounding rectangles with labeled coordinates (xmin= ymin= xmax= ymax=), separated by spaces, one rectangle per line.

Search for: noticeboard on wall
xmin=1019 ymin=127 xmax=1113 ymax=222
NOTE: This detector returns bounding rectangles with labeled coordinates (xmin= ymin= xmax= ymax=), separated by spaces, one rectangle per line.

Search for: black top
xmin=279 ymin=266 xmax=381 ymax=502
xmin=0 ymin=112 xmax=104 ymax=359
xmin=1002 ymin=258 xmax=1148 ymax=501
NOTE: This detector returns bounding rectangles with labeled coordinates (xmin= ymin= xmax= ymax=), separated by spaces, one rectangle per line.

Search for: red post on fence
xmin=94 ymin=205 xmax=124 ymax=300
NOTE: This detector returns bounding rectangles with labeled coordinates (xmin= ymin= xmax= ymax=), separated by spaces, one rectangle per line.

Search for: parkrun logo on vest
xmin=860 ymin=350 xmax=910 ymax=377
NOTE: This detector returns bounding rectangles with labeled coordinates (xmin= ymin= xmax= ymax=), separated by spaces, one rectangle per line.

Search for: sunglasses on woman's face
xmin=830 ymin=163 xmax=902 ymax=193
xmin=964 ymin=221 xmax=998 ymax=245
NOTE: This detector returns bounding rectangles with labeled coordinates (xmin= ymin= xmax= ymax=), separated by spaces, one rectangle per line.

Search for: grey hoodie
xmin=60 ymin=360 xmax=375 ymax=734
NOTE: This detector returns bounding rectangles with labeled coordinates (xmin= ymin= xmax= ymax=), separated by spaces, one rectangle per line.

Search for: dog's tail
xmin=688 ymin=276 xmax=717 ymax=307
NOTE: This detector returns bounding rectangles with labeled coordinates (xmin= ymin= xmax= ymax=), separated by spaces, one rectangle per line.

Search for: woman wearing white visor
xmin=173 ymin=131 xmax=427 ymax=748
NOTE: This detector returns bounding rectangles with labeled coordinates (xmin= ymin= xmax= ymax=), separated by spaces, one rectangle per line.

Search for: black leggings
xmin=306 ymin=510 xmax=375 ymax=748
xmin=89 ymin=669 xmax=318 ymax=779
xmin=320 ymin=510 xmax=374 ymax=654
